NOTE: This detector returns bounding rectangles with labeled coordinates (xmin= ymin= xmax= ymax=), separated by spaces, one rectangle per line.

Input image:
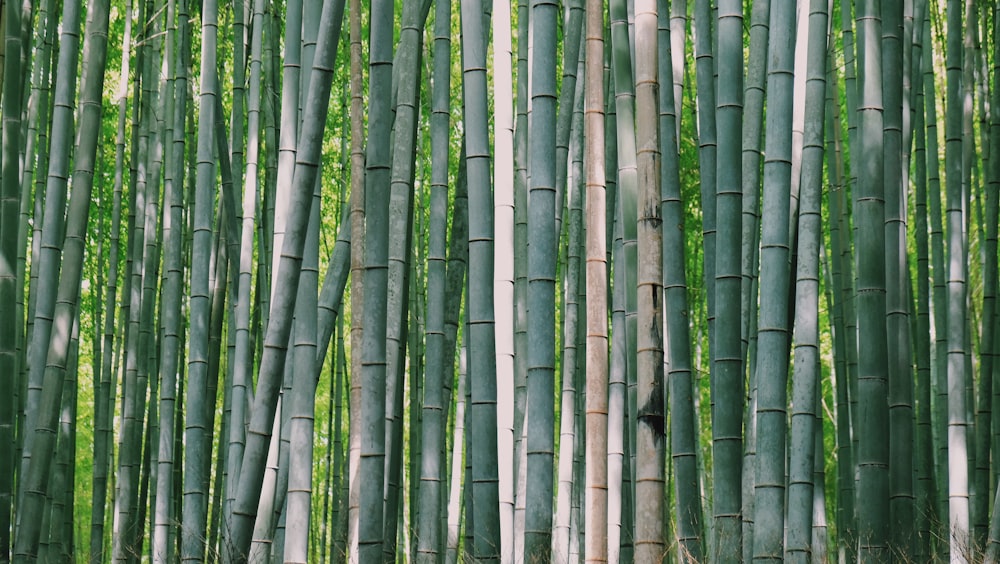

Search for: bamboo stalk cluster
xmin=2 ymin=0 xmax=1000 ymax=562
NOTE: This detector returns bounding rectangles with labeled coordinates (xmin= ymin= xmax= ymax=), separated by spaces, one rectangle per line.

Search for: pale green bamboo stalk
xmin=751 ymin=0 xmax=794 ymax=558
xmin=225 ymin=0 xmax=343 ymax=554
xmin=152 ymin=0 xmax=189 ymax=559
xmin=571 ymin=48 xmax=589 ymax=564
xmin=944 ymin=0 xmax=970 ymax=555
xmin=415 ymin=0 xmax=452 ymax=558
xmin=346 ymin=0 xmax=364 ymax=556
xmin=115 ymin=8 xmax=155 ymax=549
xmin=44 ymin=312 xmax=78 ymax=562
xmin=19 ymin=0 xmax=59 ymax=495
xmin=445 ymin=347 xmax=468 ymax=564
xmin=555 ymin=61 xmax=585 ymax=561
xmin=553 ymin=50 xmax=584 ymax=560
xmin=382 ymin=4 xmax=430 ymax=558
xmin=127 ymin=1 xmax=166 ymax=552
xmin=18 ymin=0 xmax=80 ymax=501
xmin=911 ymin=5 xmax=936 ymax=558
xmin=224 ymin=0 xmax=266 ymax=546
xmin=511 ymin=0 xmax=530 ymax=552
xmin=738 ymin=1 xmax=769 ymax=556
xmin=668 ymin=0 xmax=685 ymax=138
xmin=39 ymin=311 xmax=80 ymax=562
xmin=10 ymin=0 xmax=111 ymax=555
xmin=784 ymin=0 xmax=828 ymax=558
xmin=441 ymin=158 xmax=469 ymax=564
xmin=493 ymin=0 xmax=516 ymax=561
xmin=314 ymin=214 xmax=351 ymax=365
xmin=961 ymin=0 xmax=982 ymax=555
xmin=634 ymin=0 xmax=665 ymax=559
xmin=406 ymin=217 xmax=425 ymax=564
xmin=356 ymin=0 xmax=394 ymax=560
xmin=90 ymin=5 xmax=131 ymax=560
xmin=823 ymin=47 xmax=857 ymax=560
xmin=282 ymin=2 xmax=346 ymax=562
xmin=181 ymin=0 xmax=219 ymax=556
xmin=247 ymin=405 xmax=281 ymax=563
xmin=332 ymin=320 xmax=348 ymax=560
xmin=657 ymin=0 xmax=703 ymax=559
xmin=524 ymin=0 xmax=558 ymax=559
xmin=810 ymin=364 xmax=829 ymax=562
xmin=610 ymin=0 xmax=639 ymax=514
xmin=922 ymin=11 xmax=949 ymax=548
xmin=611 ymin=194 xmax=634 ymax=564
xmin=281 ymin=176 xmax=320 ymax=564
xmin=268 ymin=0 xmax=302 ymax=293
xmin=14 ymin=6 xmax=55 ymax=493
xmin=692 ymin=0 xmax=716 ymax=404
xmin=553 ymin=0 xmax=583 ymax=239
xmin=460 ymin=0 xmax=502 ymax=558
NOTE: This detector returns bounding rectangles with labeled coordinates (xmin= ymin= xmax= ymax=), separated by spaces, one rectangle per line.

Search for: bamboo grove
xmin=1 ymin=0 xmax=1000 ymax=559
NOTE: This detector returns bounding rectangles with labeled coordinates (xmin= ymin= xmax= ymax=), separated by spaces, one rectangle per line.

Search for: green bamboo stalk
xmin=855 ymin=0 xmax=892 ymax=557
xmin=415 ymin=0 xmax=452 ymax=558
xmin=785 ymin=0 xmax=828 ymax=558
xmin=10 ymin=0 xmax=111 ymax=555
xmin=524 ymin=0 xmax=558 ymax=559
